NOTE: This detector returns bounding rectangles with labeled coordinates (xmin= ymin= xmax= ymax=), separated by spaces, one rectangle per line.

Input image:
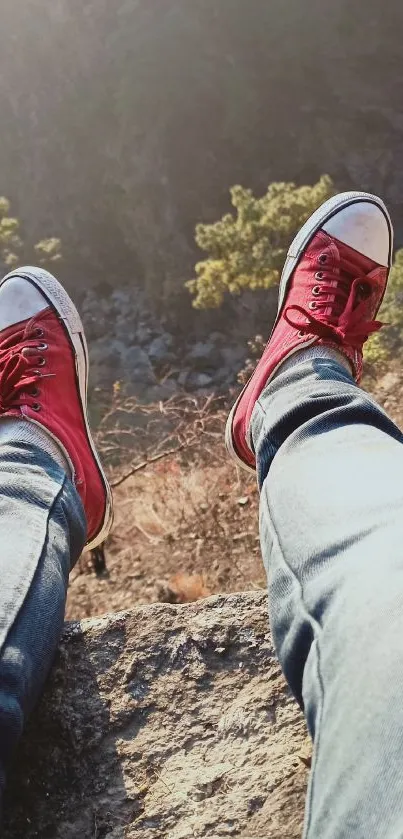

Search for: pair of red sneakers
xmin=0 ymin=192 xmax=392 ymax=548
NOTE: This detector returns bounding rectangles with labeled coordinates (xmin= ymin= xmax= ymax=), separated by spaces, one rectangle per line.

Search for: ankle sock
xmin=273 ymin=346 xmax=353 ymax=378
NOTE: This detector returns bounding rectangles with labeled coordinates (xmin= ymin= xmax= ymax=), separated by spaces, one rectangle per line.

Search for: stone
xmin=187 ymin=372 xmax=214 ymax=390
xmin=121 ymin=346 xmax=157 ymax=384
xmin=3 ymin=592 xmax=309 ymax=839
xmin=221 ymin=345 xmax=247 ymax=369
xmin=136 ymin=325 xmax=153 ymax=346
xmin=147 ymin=334 xmax=175 ymax=363
xmin=89 ymin=338 xmax=124 ymax=368
xmin=188 ymin=341 xmax=220 ymax=368
xmin=210 ymin=365 xmax=237 ymax=386
xmin=177 ymin=369 xmax=190 ymax=388
xmin=209 ymin=331 xmax=226 ymax=345
xmin=110 ymin=289 xmax=133 ymax=309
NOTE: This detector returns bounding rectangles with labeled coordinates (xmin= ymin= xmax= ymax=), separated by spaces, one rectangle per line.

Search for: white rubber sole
xmin=225 ymin=191 xmax=394 ymax=473
xmin=0 ymin=266 xmax=114 ymax=550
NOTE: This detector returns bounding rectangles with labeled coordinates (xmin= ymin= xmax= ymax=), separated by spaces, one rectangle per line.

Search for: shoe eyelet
xmin=311 ymin=286 xmax=321 ymax=296
xmin=315 ymin=271 xmax=324 ymax=280
xmin=33 ymin=328 xmax=44 ymax=338
xmin=37 ymin=357 xmax=46 ymax=367
xmin=297 ymin=330 xmax=305 ymax=339
xmin=37 ymin=342 xmax=48 ymax=351
xmin=308 ymin=301 xmax=318 ymax=310
xmin=32 ymin=402 xmax=41 ymax=412
xmin=318 ymin=253 xmax=328 ymax=264
xmin=357 ymin=281 xmax=371 ymax=299
xmin=31 ymin=387 xmax=40 ymax=398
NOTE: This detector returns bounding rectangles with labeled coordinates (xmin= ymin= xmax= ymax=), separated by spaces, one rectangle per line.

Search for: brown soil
xmin=67 ymin=433 xmax=263 ymax=620
xmin=66 ymin=364 xmax=403 ymax=621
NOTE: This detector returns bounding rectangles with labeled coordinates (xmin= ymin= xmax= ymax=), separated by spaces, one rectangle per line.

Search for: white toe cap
xmin=0 ymin=275 xmax=48 ymax=332
xmin=322 ymin=200 xmax=391 ymax=267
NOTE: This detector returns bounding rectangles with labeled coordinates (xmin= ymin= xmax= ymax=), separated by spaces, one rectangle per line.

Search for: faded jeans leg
xmin=0 ymin=442 xmax=85 ymax=809
xmin=251 ymin=357 xmax=403 ymax=838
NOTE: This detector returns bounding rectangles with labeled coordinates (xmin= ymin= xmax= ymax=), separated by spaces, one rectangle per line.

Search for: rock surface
xmin=3 ymin=592 xmax=309 ymax=839
xmin=81 ymin=286 xmax=250 ymax=396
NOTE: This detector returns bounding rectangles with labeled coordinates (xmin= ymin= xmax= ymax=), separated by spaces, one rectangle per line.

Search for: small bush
xmin=0 ymin=196 xmax=61 ymax=270
xmin=187 ymin=175 xmax=335 ymax=308
xmin=364 ymin=248 xmax=403 ymax=366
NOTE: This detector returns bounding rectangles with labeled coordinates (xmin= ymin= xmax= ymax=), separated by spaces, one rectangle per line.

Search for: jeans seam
xmin=264 ymin=486 xmax=325 ymax=839
xmin=0 ymin=473 xmax=69 ymax=658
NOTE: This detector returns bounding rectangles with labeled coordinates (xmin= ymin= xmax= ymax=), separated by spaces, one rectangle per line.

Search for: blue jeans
xmin=251 ymin=356 xmax=403 ymax=838
xmin=2 ymin=359 xmax=403 ymax=838
xmin=0 ymin=442 xmax=85 ymax=809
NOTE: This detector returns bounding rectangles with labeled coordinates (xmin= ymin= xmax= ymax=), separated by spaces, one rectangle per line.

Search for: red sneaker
xmin=0 ymin=266 xmax=113 ymax=549
xmin=226 ymin=192 xmax=393 ymax=472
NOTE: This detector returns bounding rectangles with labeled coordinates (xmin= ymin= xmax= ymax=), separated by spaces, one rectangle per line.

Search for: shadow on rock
xmin=3 ymin=617 xmax=133 ymax=839
xmin=2 ymin=593 xmax=308 ymax=839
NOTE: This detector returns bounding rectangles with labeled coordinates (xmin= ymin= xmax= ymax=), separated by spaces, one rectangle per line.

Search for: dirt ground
xmin=66 ymin=364 xmax=403 ymax=621
xmin=67 ymin=434 xmax=263 ymax=620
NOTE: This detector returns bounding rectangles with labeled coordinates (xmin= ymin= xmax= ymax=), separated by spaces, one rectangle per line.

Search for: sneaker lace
xmin=284 ymin=252 xmax=384 ymax=350
xmin=0 ymin=325 xmax=51 ymax=412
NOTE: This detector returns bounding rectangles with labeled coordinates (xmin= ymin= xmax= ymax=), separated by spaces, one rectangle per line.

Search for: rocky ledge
xmin=3 ymin=592 xmax=309 ymax=839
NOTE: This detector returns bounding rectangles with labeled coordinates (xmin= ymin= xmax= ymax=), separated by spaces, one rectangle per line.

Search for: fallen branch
xmin=110 ymin=440 xmax=196 ymax=488
xmin=97 ymin=393 xmax=227 ymax=489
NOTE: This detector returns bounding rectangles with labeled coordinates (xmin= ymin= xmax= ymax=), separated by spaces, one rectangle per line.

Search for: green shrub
xmin=187 ymin=175 xmax=335 ymax=308
xmin=0 ymin=197 xmax=61 ymax=270
xmin=364 ymin=249 xmax=403 ymax=365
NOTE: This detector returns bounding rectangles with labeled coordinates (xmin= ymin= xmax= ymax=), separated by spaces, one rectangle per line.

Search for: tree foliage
xmin=187 ymin=175 xmax=335 ymax=308
xmin=365 ymin=249 xmax=403 ymax=365
xmin=0 ymin=197 xmax=61 ymax=270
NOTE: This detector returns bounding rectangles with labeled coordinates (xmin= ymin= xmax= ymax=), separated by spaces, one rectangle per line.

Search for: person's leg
xmin=225 ymin=192 xmax=403 ymax=837
xmin=251 ymin=356 xmax=403 ymax=838
xmin=0 ymin=267 xmax=114 ymax=809
xmin=0 ymin=442 xmax=85 ymax=805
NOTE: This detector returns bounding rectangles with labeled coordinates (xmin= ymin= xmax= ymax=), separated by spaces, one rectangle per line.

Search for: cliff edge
xmin=3 ymin=592 xmax=309 ymax=839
